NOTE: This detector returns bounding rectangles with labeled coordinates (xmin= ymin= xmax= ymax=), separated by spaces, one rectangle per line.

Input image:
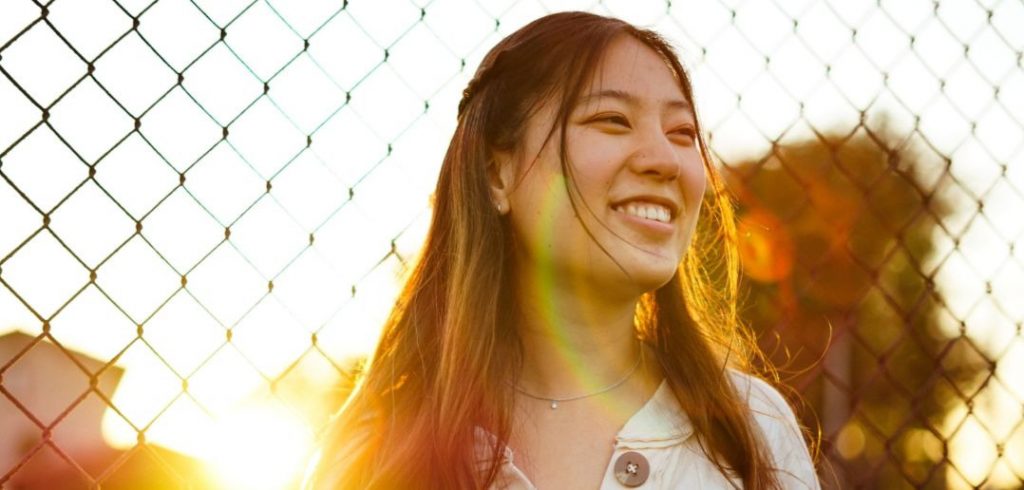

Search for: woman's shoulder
xmin=726 ymin=370 xmax=798 ymax=424
xmin=726 ymin=369 xmax=821 ymax=489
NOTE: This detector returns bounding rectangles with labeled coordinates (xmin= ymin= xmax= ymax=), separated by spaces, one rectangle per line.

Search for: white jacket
xmin=475 ymin=371 xmax=820 ymax=489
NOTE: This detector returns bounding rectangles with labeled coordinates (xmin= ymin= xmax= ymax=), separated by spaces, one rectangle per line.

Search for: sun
xmin=204 ymin=404 xmax=315 ymax=490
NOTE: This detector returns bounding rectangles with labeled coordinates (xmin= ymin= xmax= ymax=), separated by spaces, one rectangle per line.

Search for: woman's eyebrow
xmin=577 ymin=89 xmax=692 ymax=113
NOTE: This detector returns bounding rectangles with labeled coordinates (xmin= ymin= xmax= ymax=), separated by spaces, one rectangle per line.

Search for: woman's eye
xmin=592 ymin=114 xmax=630 ymax=127
xmin=670 ymin=127 xmax=697 ymax=142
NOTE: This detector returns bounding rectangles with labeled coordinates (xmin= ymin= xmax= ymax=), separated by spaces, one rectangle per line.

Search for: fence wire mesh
xmin=0 ymin=0 xmax=1022 ymax=488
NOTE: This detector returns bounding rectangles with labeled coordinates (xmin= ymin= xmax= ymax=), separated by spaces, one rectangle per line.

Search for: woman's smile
xmin=611 ymin=200 xmax=676 ymax=235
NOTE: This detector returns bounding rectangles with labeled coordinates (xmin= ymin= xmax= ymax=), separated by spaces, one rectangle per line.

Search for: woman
xmin=306 ymin=11 xmax=818 ymax=489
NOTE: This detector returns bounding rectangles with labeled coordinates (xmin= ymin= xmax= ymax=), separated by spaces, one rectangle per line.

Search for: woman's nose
xmin=628 ymin=128 xmax=682 ymax=180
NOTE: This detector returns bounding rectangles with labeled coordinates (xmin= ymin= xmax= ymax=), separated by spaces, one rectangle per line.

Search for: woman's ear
xmin=488 ymin=151 xmax=515 ymax=215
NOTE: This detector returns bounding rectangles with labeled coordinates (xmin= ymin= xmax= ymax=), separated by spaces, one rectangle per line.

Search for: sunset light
xmin=1 ymin=0 xmax=1022 ymax=488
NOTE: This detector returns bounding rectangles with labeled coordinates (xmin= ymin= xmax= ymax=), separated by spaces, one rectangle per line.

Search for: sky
xmin=1 ymin=0 xmax=1022 ymax=488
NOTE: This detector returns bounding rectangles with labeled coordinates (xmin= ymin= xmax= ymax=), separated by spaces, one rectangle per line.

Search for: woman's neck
xmin=513 ymin=273 xmax=645 ymax=398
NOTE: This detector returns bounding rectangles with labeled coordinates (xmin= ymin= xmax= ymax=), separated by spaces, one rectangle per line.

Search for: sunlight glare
xmin=206 ymin=404 xmax=314 ymax=490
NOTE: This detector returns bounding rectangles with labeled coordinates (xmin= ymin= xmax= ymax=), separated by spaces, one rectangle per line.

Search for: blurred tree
xmin=726 ymin=124 xmax=986 ymax=489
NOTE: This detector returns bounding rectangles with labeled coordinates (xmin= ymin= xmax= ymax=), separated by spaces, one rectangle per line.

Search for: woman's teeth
xmin=615 ymin=203 xmax=671 ymax=223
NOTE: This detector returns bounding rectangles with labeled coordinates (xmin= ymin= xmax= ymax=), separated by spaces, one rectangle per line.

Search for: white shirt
xmin=475 ymin=371 xmax=819 ymax=489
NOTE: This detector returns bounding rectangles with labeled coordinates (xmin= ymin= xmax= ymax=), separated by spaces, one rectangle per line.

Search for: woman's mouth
xmin=611 ymin=202 xmax=673 ymax=224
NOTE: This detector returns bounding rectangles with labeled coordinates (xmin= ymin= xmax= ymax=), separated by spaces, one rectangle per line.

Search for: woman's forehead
xmin=581 ymin=35 xmax=690 ymax=111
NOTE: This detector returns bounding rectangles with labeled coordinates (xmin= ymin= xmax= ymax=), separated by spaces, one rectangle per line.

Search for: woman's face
xmin=494 ymin=34 xmax=706 ymax=298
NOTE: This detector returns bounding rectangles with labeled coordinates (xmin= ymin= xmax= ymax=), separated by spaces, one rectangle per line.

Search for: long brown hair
xmin=308 ymin=11 xmax=783 ymax=489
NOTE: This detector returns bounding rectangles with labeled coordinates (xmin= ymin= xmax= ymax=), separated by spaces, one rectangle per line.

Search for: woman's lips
xmin=612 ymin=204 xmax=675 ymax=235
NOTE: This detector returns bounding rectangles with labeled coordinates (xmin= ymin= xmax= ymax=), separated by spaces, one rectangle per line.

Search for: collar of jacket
xmin=474 ymin=378 xmax=694 ymax=466
xmin=613 ymin=378 xmax=693 ymax=450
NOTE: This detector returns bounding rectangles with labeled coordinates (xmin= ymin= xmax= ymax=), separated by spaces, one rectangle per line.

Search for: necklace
xmin=511 ymin=343 xmax=644 ymax=410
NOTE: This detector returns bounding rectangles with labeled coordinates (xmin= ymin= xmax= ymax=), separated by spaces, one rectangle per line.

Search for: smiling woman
xmin=304 ymin=11 xmax=817 ymax=489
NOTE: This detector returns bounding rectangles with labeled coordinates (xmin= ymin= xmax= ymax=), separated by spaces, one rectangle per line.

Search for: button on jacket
xmin=475 ymin=371 xmax=820 ymax=489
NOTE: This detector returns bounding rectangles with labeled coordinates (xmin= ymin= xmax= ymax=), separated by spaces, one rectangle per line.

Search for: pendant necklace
xmin=511 ymin=342 xmax=644 ymax=410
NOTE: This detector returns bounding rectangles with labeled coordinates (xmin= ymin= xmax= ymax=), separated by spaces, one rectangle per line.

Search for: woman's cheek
xmin=680 ymin=155 xmax=706 ymax=207
xmin=569 ymin=142 xmax=623 ymax=185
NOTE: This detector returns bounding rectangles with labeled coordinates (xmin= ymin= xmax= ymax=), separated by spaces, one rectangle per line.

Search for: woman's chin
xmin=619 ymin=263 xmax=680 ymax=297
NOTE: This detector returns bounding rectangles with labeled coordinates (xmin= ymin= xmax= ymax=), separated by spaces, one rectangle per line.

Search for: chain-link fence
xmin=1 ymin=0 xmax=1021 ymax=488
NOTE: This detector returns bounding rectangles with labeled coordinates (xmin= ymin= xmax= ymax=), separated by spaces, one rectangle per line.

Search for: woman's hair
xmin=308 ymin=11 xmax=782 ymax=489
